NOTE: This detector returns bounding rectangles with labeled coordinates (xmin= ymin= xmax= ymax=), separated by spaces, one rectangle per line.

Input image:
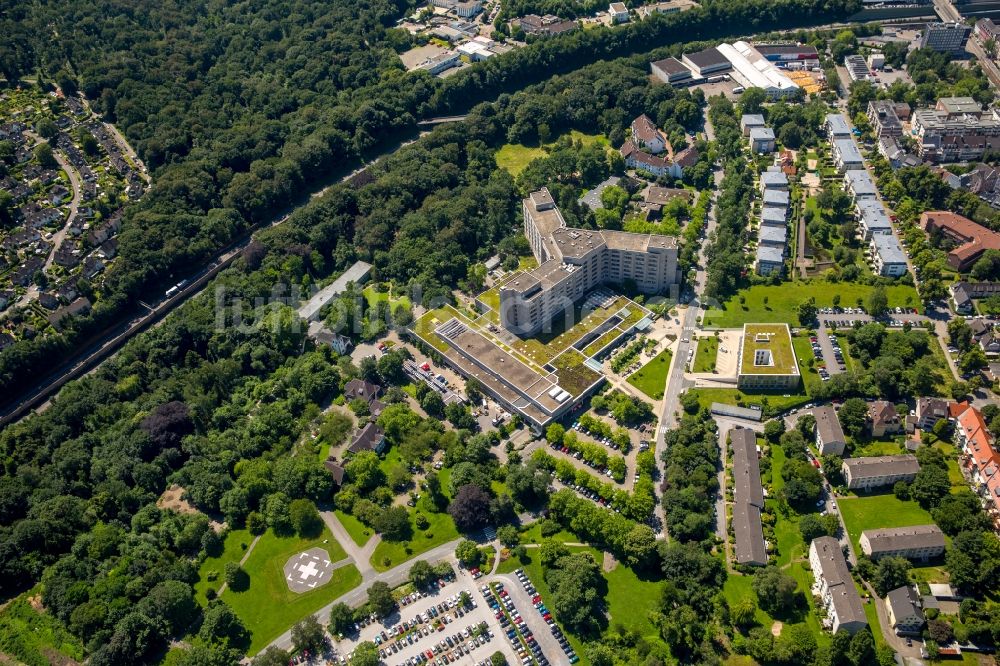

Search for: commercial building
xmin=975 ymin=18 xmax=1000 ymax=45
xmin=814 ymin=405 xmax=847 ymax=456
xmin=809 ymin=537 xmax=869 ymax=635
xmin=455 ymin=0 xmax=482 ymax=17
xmin=749 ymin=127 xmax=776 ymax=154
xmin=886 ymin=586 xmax=925 ymax=635
xmin=832 ymin=138 xmax=864 ymax=172
xmin=826 ymin=113 xmax=852 ymax=140
xmin=736 ymin=323 xmax=800 ymax=390
xmin=842 ymin=455 xmax=920 ymax=490
xmin=844 ymin=55 xmax=871 ymax=83
xmin=753 ymin=43 xmax=820 ymax=66
xmin=635 ymin=0 xmax=697 ymax=17
xmin=919 ymin=210 xmax=1000 ymax=271
xmin=844 ymin=169 xmax=877 ymax=201
xmin=503 ymin=189 xmax=678 ymax=335
xmin=912 ymin=97 xmax=1000 ymax=163
xmin=516 ymin=14 xmax=578 ymax=36
xmin=650 ymin=57 xmax=693 ymax=86
xmin=731 ymin=428 xmax=767 ymax=566
xmin=418 ymin=51 xmax=461 ymax=75
xmin=869 ymin=233 xmax=908 ymax=277
xmin=868 ymin=100 xmax=906 ymax=139
xmin=716 ymin=41 xmax=800 ymax=99
xmin=860 ymin=525 xmax=946 ymax=561
xmin=681 ymin=46 xmax=731 ymax=78
xmin=919 ymin=22 xmax=971 ymax=55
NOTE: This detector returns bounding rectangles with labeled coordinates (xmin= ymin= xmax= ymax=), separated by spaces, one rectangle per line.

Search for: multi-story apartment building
xmin=731 ymin=428 xmax=767 ymax=567
xmin=844 ymin=169 xmax=877 ymax=201
xmin=856 ymin=199 xmax=893 ymax=240
xmin=502 ymin=189 xmax=679 ymax=335
xmin=919 ymin=210 xmax=1000 ymax=271
xmin=809 ymin=537 xmax=869 ymax=635
xmin=867 ymin=100 xmax=906 ymax=139
xmin=869 ymin=233 xmax=908 ymax=277
xmin=912 ymin=97 xmax=1000 ymax=163
xmin=814 ymin=405 xmax=846 ymax=456
xmin=842 ymin=455 xmax=920 ymax=490
xmin=860 ymin=525 xmax=946 ymax=561
xmin=832 ymin=137 xmax=864 ymax=172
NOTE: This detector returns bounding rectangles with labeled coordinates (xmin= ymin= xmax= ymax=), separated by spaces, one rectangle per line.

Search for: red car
xmin=532 ymin=595 xmax=542 ymax=604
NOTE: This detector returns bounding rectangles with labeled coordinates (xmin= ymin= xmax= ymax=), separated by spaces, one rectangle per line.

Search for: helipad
xmin=283 ymin=547 xmax=335 ymax=593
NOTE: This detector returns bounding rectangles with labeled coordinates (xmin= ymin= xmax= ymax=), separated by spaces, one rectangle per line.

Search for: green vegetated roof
xmin=740 ymin=323 xmax=798 ymax=375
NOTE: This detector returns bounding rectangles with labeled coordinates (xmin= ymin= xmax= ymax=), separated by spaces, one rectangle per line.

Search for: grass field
xmin=688 ymin=387 xmax=811 ymax=415
xmin=495 ymin=130 xmax=609 ymax=176
xmin=693 ymin=336 xmax=719 ymax=373
xmin=334 ymin=510 xmax=373 ymax=547
xmin=703 ymin=283 xmax=921 ymax=328
xmin=363 ymin=284 xmax=412 ymax=312
xmin=221 ymin=527 xmax=360 ymax=655
xmin=604 ymin=562 xmax=664 ymax=639
xmin=518 ymin=522 xmax=578 ymax=544
xmin=837 ymin=495 xmax=938 ymax=555
xmin=0 ymin=592 xmax=84 ymax=666
xmin=626 ymin=348 xmax=673 ymax=399
xmin=370 ymin=503 xmax=459 ymax=572
xmin=195 ymin=528 xmax=253 ymax=603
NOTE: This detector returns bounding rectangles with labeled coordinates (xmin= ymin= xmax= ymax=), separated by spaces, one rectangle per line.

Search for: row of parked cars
xmin=514 ymin=569 xmax=578 ymax=664
xmin=485 ymin=581 xmax=548 ymax=666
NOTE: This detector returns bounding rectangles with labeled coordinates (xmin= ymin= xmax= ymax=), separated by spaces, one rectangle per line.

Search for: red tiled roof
xmin=632 ymin=114 xmax=664 ymax=146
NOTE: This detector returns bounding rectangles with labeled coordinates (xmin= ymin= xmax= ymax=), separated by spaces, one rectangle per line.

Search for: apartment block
xmin=809 ymin=537 xmax=868 ymax=635
xmin=814 ymin=405 xmax=846 ymax=456
xmin=912 ymin=97 xmax=1000 ymax=163
xmin=860 ymin=525 xmax=946 ymax=561
xmin=731 ymin=428 xmax=767 ymax=567
xmin=842 ymin=455 xmax=920 ymax=490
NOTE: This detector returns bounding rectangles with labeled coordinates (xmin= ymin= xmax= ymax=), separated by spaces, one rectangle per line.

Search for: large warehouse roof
xmin=716 ymin=41 xmax=799 ymax=96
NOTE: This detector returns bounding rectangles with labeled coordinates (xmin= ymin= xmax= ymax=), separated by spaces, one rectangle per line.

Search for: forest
xmin=0 ymin=0 xmax=862 ymax=395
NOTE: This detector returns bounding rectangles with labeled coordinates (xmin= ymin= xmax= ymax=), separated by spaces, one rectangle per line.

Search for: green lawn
xmin=604 ymin=562 xmax=664 ymax=640
xmin=723 ymin=566 xmax=831 ymax=646
xmin=703 ymin=283 xmax=921 ymax=328
xmin=195 ymin=528 xmax=254 ymax=604
xmin=933 ymin=442 xmax=967 ymax=492
xmin=221 ymin=527 xmax=360 ymax=655
xmin=519 ymin=522 xmax=579 ymax=544
xmin=853 ymin=439 xmax=904 ymax=457
xmin=370 ymin=503 xmax=459 ymax=572
xmin=626 ymin=348 xmax=673 ymax=399
xmin=837 ymin=495 xmax=938 ymax=555
xmin=688 ymin=387 xmax=810 ymax=416
xmin=334 ymin=510 xmax=373 ymax=547
xmin=0 ymin=592 xmax=85 ymax=666
xmin=363 ymin=284 xmax=411 ymax=312
xmin=495 ymin=130 xmax=609 ymax=176
xmin=693 ymin=336 xmax=719 ymax=373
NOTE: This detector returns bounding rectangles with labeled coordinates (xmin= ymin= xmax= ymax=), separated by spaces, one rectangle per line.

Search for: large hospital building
xmin=500 ymin=189 xmax=680 ymax=335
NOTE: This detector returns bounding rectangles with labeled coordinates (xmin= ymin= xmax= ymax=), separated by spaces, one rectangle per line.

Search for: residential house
xmin=755 ymin=246 xmax=784 ymax=276
xmin=885 ymin=586 xmax=925 ymax=635
xmin=953 ymin=401 xmax=1000 ymax=527
xmin=842 ymin=455 xmax=920 ymax=490
xmin=763 ymin=189 xmax=790 ymax=209
xmin=814 ymin=405 xmax=847 ymax=456
xmin=809 ymin=537 xmax=869 ymax=635
xmin=47 ymin=297 xmax=92 ymax=331
xmin=608 ymin=2 xmax=630 ymax=23
xmin=324 ymin=460 xmax=346 ymax=486
xmin=951 ymin=281 xmax=1000 ymax=314
xmin=856 ymin=199 xmax=892 ymax=240
xmin=760 ymin=206 xmax=787 ymax=227
xmin=347 ymin=423 xmax=387 ymax=455
xmin=826 ymin=113 xmax=852 ymax=140
xmin=844 ymin=169 xmax=877 ymax=201
xmin=760 ymin=169 xmax=789 ymax=192
xmin=867 ymin=100 xmax=905 ymax=139
xmin=868 ymin=400 xmax=902 ymax=437
xmin=832 ymin=138 xmax=864 ymax=172
xmin=860 ymin=525 xmax=946 ymax=561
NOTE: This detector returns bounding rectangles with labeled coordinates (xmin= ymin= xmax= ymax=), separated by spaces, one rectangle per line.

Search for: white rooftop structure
xmin=716 ymin=41 xmax=800 ymax=99
xmin=297 ymin=261 xmax=373 ymax=321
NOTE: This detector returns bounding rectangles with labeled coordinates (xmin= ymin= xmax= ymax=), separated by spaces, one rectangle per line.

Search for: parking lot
xmin=334 ymin=579 xmax=519 ymax=665
xmin=487 ymin=569 xmax=578 ymax=665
